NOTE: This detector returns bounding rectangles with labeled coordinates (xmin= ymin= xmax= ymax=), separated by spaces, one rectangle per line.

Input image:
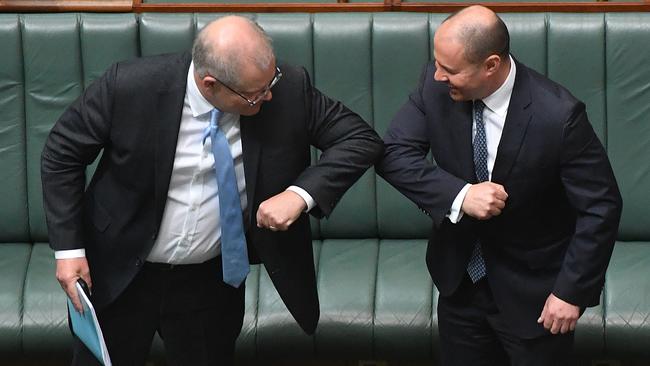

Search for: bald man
xmin=378 ymin=6 xmax=621 ymax=365
xmin=42 ymin=16 xmax=382 ymax=365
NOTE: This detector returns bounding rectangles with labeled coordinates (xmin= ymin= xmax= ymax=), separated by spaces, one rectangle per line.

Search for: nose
xmin=434 ymin=67 xmax=447 ymax=82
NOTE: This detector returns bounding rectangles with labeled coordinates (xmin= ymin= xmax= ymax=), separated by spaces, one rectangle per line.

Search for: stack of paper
xmin=67 ymin=281 xmax=112 ymax=366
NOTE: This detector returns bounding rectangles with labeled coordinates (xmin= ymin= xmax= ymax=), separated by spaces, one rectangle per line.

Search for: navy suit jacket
xmin=378 ymin=59 xmax=622 ymax=338
xmin=42 ymin=52 xmax=383 ymax=334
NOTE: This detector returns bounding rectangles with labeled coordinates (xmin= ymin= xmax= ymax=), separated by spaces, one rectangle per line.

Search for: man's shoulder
xmin=270 ymin=63 xmax=312 ymax=97
xmin=514 ymin=60 xmax=586 ymax=127
xmin=276 ymin=62 xmax=308 ymax=82
xmin=109 ymin=52 xmax=190 ymax=91
xmin=115 ymin=52 xmax=190 ymax=75
xmin=517 ymin=61 xmax=581 ymax=108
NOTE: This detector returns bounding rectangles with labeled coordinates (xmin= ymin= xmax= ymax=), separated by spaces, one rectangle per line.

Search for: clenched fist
xmin=461 ymin=182 xmax=508 ymax=220
xmin=256 ymin=190 xmax=307 ymax=231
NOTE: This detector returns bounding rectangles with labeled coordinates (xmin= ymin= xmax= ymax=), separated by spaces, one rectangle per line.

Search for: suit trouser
xmin=71 ymin=256 xmax=245 ymax=366
xmin=437 ymin=275 xmax=574 ymax=366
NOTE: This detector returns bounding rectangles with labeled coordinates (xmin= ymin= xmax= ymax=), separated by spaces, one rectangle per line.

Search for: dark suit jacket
xmin=377 ymin=59 xmax=622 ymax=338
xmin=41 ymin=52 xmax=383 ymax=335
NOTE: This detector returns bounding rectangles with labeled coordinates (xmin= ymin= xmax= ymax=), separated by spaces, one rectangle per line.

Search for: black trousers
xmin=437 ymin=275 xmax=575 ymax=366
xmin=71 ymin=256 xmax=245 ymax=366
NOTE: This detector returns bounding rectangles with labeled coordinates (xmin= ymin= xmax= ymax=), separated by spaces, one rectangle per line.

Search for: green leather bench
xmin=1 ymin=12 xmax=649 ymax=363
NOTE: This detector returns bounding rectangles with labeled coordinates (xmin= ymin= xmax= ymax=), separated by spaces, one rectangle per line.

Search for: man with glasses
xmin=42 ymin=15 xmax=382 ymax=365
xmin=211 ymin=66 xmax=282 ymax=107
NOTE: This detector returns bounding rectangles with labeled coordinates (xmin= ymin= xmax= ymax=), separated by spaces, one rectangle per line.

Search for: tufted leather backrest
xmin=1 ymin=12 xmax=649 ymax=360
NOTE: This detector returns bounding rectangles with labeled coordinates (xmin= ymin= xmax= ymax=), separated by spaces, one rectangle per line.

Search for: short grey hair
xmin=192 ymin=17 xmax=275 ymax=89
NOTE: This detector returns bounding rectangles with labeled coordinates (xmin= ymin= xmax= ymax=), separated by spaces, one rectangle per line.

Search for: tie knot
xmin=474 ymin=100 xmax=485 ymax=122
xmin=210 ymin=108 xmax=223 ymax=128
xmin=203 ymin=108 xmax=223 ymax=145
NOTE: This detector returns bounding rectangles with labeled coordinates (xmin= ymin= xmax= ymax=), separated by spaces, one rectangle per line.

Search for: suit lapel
xmin=154 ymin=53 xmax=192 ymax=226
xmin=449 ymin=101 xmax=477 ymax=183
xmin=491 ymin=62 xmax=532 ymax=184
xmin=240 ymin=114 xmax=262 ymax=224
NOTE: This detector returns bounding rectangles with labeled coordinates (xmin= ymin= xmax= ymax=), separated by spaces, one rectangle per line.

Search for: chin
xmin=240 ymin=110 xmax=259 ymax=117
xmin=448 ymin=91 xmax=465 ymax=102
xmin=240 ymin=105 xmax=263 ymax=116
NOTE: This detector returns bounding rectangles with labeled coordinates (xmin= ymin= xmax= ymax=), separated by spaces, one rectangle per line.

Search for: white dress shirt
xmin=55 ymin=62 xmax=315 ymax=262
xmin=448 ymin=55 xmax=517 ymax=223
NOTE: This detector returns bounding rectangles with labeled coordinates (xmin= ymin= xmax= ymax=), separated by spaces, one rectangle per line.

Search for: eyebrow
xmin=436 ymin=59 xmax=456 ymax=74
xmin=242 ymin=72 xmax=277 ymax=95
xmin=240 ymin=86 xmax=264 ymax=96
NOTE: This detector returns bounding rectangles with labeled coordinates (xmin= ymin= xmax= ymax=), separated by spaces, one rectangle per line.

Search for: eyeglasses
xmin=212 ymin=67 xmax=282 ymax=107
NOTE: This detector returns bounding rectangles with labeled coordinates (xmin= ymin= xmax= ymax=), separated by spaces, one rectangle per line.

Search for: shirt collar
xmin=481 ymin=54 xmax=517 ymax=118
xmin=187 ymin=61 xmax=215 ymax=118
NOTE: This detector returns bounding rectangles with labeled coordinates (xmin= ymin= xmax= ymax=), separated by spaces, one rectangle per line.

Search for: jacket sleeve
xmin=552 ymin=103 xmax=623 ymax=307
xmin=376 ymin=63 xmax=467 ymax=227
xmin=41 ymin=63 xmax=116 ymax=251
xmin=291 ymin=67 xmax=384 ymax=218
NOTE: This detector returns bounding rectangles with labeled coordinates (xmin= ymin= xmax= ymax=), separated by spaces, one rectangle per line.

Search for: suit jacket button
xmin=135 ymin=258 xmax=143 ymax=267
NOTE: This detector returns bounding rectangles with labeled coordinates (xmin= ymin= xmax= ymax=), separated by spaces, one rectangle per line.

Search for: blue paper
xmin=68 ymin=281 xmax=112 ymax=366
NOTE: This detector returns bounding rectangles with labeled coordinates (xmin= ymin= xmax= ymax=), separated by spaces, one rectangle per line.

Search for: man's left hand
xmin=256 ymin=190 xmax=307 ymax=231
xmin=538 ymin=293 xmax=580 ymax=334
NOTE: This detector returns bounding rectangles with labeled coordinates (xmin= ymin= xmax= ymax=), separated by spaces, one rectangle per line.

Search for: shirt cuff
xmin=286 ymin=185 xmax=316 ymax=212
xmin=54 ymin=249 xmax=86 ymax=259
xmin=447 ymin=183 xmax=471 ymax=224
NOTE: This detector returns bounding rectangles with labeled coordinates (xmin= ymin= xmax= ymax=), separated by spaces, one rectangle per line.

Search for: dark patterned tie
xmin=203 ymin=109 xmax=249 ymax=288
xmin=467 ymin=100 xmax=487 ymax=283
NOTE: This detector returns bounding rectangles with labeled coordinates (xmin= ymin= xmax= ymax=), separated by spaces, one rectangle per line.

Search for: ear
xmin=484 ymin=55 xmax=501 ymax=76
xmin=200 ymin=75 xmax=218 ymax=89
xmin=194 ymin=73 xmax=219 ymax=104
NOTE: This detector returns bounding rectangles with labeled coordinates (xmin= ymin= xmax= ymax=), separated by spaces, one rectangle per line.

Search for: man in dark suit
xmin=377 ymin=6 xmax=622 ymax=365
xmin=41 ymin=16 xmax=382 ymax=365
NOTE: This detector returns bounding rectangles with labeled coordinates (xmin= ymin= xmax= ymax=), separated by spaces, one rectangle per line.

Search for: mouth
xmin=447 ymin=87 xmax=463 ymax=100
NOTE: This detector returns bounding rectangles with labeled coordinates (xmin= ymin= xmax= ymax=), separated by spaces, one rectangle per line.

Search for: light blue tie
xmin=467 ymin=100 xmax=488 ymax=283
xmin=203 ymin=109 xmax=249 ymax=288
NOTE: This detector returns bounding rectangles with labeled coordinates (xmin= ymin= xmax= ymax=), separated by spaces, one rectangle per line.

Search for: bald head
xmin=192 ymin=16 xmax=275 ymax=89
xmin=438 ymin=5 xmax=509 ymax=65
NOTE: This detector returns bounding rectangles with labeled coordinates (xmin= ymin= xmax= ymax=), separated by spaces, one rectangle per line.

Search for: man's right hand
xmin=56 ymin=257 xmax=91 ymax=313
xmin=461 ymin=182 xmax=508 ymax=220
